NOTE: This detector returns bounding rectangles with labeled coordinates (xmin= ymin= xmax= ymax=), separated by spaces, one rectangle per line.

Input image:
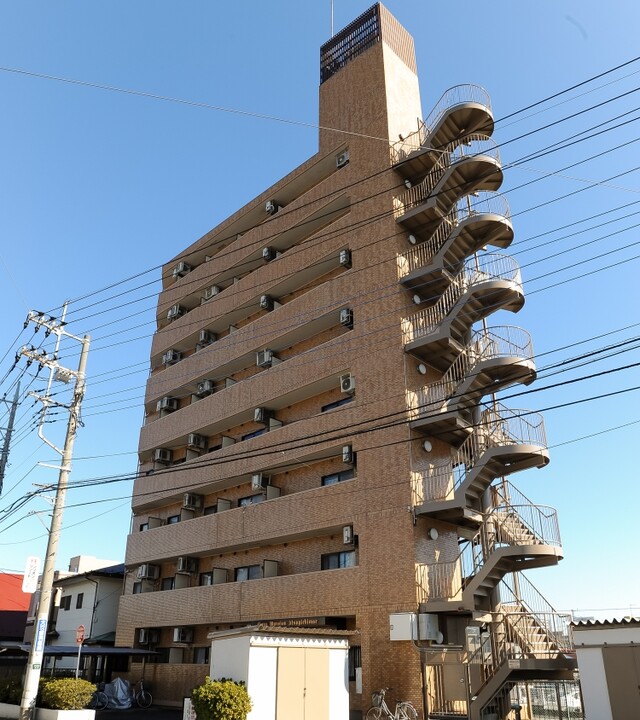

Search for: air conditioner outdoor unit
xmin=139 ymin=628 xmax=160 ymax=645
xmin=256 ymin=349 xmax=274 ymax=368
xmin=162 ymin=350 xmax=181 ymax=366
xmin=172 ymin=261 xmax=192 ymax=279
xmin=339 ymin=249 xmax=352 ymax=268
xmin=196 ymin=380 xmax=215 ymax=398
xmin=187 ymin=433 xmax=207 ymax=450
xmin=251 ymin=473 xmax=270 ymax=490
xmin=342 ymin=444 xmax=354 ymax=465
xmin=198 ymin=329 xmax=215 ymax=345
xmin=254 ymin=407 xmax=273 ymax=424
xmin=158 ymin=397 xmax=178 ymax=412
xmin=265 ymin=200 xmax=280 ymax=215
xmin=343 ymin=525 xmax=354 ymax=545
xmin=137 ymin=564 xmax=160 ymax=581
xmin=336 ymin=150 xmax=350 ymax=169
xmin=259 ymin=295 xmax=274 ymax=311
xmin=203 ymin=285 xmax=221 ymax=301
xmin=177 ymin=556 xmax=199 ymax=574
xmin=340 ymin=373 xmax=356 ymax=394
xmin=340 ymin=308 xmax=354 ymax=328
xmin=183 ymin=493 xmax=203 ymax=509
xmin=167 ymin=304 xmax=185 ymax=321
xmin=154 ymin=448 xmax=173 ymax=464
xmin=172 ymin=627 xmax=194 ymax=644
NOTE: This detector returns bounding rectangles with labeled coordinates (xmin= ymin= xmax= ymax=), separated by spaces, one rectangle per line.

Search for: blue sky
xmin=0 ymin=0 xmax=639 ymax=619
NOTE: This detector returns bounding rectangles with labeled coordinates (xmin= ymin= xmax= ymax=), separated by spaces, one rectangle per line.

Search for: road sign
xmin=76 ymin=625 xmax=85 ymax=644
xmin=22 ymin=556 xmax=40 ymax=593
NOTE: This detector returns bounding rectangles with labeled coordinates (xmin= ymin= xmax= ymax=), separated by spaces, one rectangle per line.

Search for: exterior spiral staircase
xmin=393 ymin=85 xmax=579 ymax=719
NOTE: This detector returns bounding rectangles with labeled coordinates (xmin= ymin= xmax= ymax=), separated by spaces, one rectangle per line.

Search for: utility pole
xmin=0 ymin=383 xmax=20 ymax=495
xmin=18 ymin=306 xmax=90 ymax=720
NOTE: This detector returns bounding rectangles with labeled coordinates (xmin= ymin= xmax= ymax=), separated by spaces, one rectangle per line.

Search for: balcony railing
xmin=407 ymin=326 xmax=533 ymax=420
xmin=401 ymin=253 xmax=522 ymax=344
xmin=391 ymin=84 xmax=492 ymax=163
xmin=396 ymin=192 xmax=512 ymax=280
xmin=393 ymin=134 xmax=500 ymax=218
xmin=413 ymin=403 xmax=547 ymax=504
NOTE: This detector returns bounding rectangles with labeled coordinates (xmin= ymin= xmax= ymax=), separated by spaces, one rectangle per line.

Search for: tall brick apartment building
xmin=116 ymin=5 xmax=579 ymax=718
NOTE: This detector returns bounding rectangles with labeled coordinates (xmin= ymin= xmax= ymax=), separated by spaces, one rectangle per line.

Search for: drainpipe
xmin=85 ymin=576 xmax=100 ymax=639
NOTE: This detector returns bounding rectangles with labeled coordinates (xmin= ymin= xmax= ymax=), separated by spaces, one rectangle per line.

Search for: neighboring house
xmin=0 ymin=573 xmax=31 ymax=642
xmin=24 ymin=555 xmax=124 ymax=666
xmin=45 ymin=563 xmax=124 ymax=672
xmin=573 ymin=617 xmax=640 ymax=720
xmin=115 ymin=4 xmax=578 ymax=717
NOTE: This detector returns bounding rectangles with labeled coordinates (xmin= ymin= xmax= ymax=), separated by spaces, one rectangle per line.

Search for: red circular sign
xmin=76 ymin=625 xmax=85 ymax=644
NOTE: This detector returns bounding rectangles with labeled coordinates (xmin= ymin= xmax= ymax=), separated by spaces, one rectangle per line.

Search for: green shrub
xmin=39 ymin=678 xmax=96 ymax=710
xmin=191 ymin=677 xmax=252 ymax=720
xmin=0 ymin=678 xmax=22 ymax=704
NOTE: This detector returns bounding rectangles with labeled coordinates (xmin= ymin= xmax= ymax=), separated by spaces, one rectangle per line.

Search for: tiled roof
xmin=0 ymin=573 xmax=31 ymax=611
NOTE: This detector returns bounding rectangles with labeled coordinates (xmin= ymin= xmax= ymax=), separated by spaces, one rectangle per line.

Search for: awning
xmin=0 ymin=642 xmax=157 ymax=657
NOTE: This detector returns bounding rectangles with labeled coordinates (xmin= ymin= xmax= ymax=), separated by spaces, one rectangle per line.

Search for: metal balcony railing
xmin=413 ymin=403 xmax=547 ymax=505
xmin=396 ymin=192 xmax=512 ymax=280
xmin=407 ymin=326 xmax=533 ymax=420
xmin=391 ymin=84 xmax=492 ymax=163
xmin=401 ymin=253 xmax=522 ymax=344
xmin=415 ymin=489 xmax=560 ymax=603
xmin=393 ymin=134 xmax=500 ymax=218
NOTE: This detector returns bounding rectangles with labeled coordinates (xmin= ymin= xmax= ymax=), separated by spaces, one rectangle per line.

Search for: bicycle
xmin=132 ymin=679 xmax=153 ymax=708
xmin=366 ymin=687 xmax=418 ymax=720
xmin=88 ymin=685 xmax=108 ymax=711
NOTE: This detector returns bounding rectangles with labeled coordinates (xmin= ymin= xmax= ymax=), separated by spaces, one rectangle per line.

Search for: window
xmin=139 ymin=522 xmax=149 ymax=532
xmin=60 ymin=595 xmax=71 ymax=611
xmin=132 ymin=582 xmax=143 ymax=594
xmin=235 ymin=565 xmax=262 ymax=581
xmin=193 ymin=647 xmax=210 ymax=665
xmin=167 ymin=515 xmax=180 ymax=524
xmin=199 ymin=572 xmax=213 ymax=586
xmin=238 ymin=494 xmax=265 ymax=507
xmin=149 ymin=647 xmax=170 ymax=664
xmin=321 ymin=396 xmax=353 ymax=412
xmin=161 ymin=577 xmax=175 ymax=591
xmin=321 ymin=469 xmax=355 ymax=486
xmin=76 ymin=593 xmax=84 ymax=609
xmin=242 ymin=428 xmax=267 ymax=441
xmin=348 ymin=646 xmax=362 ymax=681
xmin=203 ymin=505 xmax=216 ymax=516
xmin=321 ymin=551 xmax=356 ymax=570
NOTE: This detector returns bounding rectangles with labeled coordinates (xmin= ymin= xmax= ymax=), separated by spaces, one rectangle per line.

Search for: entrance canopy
xmin=0 ymin=641 xmax=157 ymax=657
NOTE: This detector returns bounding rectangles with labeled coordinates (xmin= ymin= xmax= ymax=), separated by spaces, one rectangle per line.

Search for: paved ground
xmin=96 ymin=707 xmax=182 ymax=720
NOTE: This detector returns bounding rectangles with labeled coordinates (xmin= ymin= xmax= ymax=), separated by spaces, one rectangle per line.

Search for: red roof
xmin=0 ymin=574 xmax=31 ymax=611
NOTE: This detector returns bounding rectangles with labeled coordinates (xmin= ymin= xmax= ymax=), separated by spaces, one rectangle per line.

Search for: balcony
xmin=393 ymin=135 xmax=503 ymax=233
xmin=407 ymin=326 xmax=535 ymax=445
xmin=413 ymin=404 xmax=549 ymax=526
xmin=397 ymin=192 xmax=514 ymax=297
xmin=392 ymin=85 xmax=494 ymax=172
xmin=416 ymin=486 xmax=562 ymax=613
xmin=401 ymin=253 xmax=524 ymax=369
